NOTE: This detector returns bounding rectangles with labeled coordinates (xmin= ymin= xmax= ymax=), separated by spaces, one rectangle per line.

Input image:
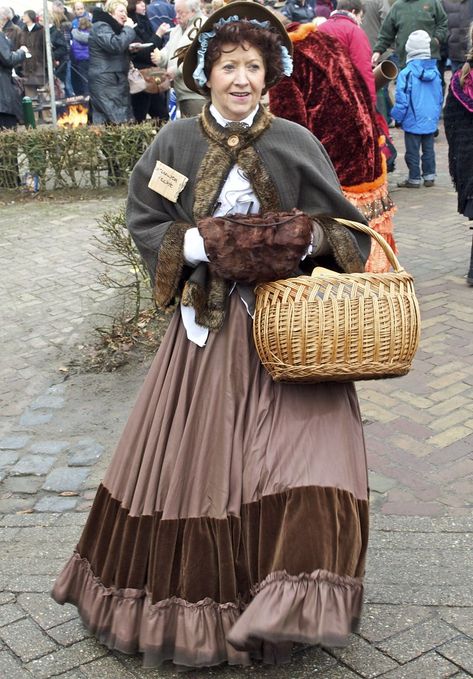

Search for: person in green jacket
xmin=371 ymin=0 xmax=448 ymax=67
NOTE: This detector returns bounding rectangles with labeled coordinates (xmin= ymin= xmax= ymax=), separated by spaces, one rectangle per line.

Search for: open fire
xmin=57 ymin=104 xmax=88 ymax=128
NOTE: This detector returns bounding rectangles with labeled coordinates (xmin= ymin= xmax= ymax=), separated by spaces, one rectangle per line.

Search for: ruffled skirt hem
xmin=52 ymin=552 xmax=363 ymax=668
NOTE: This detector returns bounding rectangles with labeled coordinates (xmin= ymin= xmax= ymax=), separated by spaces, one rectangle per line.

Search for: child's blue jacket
xmin=391 ymin=58 xmax=443 ymax=134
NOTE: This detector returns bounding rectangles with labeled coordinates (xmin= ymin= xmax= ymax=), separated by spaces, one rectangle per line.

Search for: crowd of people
xmin=0 ymin=0 xmax=471 ymax=128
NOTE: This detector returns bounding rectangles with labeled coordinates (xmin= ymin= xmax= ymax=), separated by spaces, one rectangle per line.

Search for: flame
xmin=58 ymin=104 xmax=88 ymax=128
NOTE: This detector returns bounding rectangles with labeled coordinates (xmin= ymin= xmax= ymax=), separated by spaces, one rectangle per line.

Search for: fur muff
xmin=198 ymin=211 xmax=313 ymax=284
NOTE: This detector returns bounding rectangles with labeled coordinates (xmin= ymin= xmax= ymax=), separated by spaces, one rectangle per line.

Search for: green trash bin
xmin=22 ymin=96 xmax=36 ymax=129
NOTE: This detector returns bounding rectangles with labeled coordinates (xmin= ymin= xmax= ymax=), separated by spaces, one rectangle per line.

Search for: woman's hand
xmin=151 ymin=48 xmax=161 ymax=65
xmin=124 ymin=17 xmax=136 ymax=28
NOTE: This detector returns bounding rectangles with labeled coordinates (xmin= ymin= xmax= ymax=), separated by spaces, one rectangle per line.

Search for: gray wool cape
xmin=127 ymin=104 xmax=371 ymax=329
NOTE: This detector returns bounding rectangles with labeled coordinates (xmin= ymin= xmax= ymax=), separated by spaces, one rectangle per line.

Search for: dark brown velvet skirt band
xmin=75 ymin=484 xmax=368 ymax=605
xmin=52 ymin=483 xmax=368 ymax=666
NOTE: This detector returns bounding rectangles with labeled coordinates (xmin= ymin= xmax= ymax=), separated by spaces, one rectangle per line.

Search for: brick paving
xmin=0 ymin=126 xmax=472 ymax=677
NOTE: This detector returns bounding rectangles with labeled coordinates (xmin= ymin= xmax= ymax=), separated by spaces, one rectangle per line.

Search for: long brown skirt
xmin=52 ymin=293 xmax=369 ymax=668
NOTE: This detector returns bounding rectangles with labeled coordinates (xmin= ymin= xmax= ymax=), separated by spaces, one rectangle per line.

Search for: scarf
xmin=450 ymin=69 xmax=473 ymax=113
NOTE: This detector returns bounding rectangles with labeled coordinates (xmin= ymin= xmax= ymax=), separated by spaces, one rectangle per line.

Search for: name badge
xmin=148 ymin=161 xmax=189 ymax=203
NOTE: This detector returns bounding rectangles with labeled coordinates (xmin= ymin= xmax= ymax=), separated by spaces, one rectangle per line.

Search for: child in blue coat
xmin=391 ymin=30 xmax=443 ymax=188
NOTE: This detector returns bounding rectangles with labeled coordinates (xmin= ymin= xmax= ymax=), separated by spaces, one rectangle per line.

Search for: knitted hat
xmin=405 ymin=30 xmax=431 ymax=62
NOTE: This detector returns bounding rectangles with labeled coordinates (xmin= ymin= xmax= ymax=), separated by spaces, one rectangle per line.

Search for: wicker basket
xmin=253 ymin=219 xmax=421 ymax=383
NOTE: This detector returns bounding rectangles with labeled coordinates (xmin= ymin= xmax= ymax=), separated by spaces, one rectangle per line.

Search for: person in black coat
xmin=0 ymin=32 xmax=27 ymax=128
xmin=50 ymin=22 xmax=69 ymax=93
xmin=127 ymin=0 xmax=170 ymax=122
xmin=0 ymin=32 xmax=28 ymax=187
xmin=281 ymin=0 xmax=315 ymax=23
xmin=88 ymin=0 xmax=136 ymax=124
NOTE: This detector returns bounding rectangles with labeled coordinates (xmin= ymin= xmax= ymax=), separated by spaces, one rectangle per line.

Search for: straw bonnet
xmin=181 ymin=1 xmax=293 ymax=94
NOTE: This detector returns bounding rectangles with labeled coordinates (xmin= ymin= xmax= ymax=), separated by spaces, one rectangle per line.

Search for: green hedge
xmin=0 ymin=121 xmax=162 ymax=191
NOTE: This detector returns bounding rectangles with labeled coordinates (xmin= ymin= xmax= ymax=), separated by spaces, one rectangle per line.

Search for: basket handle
xmin=333 ymin=218 xmax=404 ymax=273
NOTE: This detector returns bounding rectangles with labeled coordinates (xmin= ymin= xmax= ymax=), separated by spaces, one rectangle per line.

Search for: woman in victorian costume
xmin=52 ymin=2 xmax=371 ymax=668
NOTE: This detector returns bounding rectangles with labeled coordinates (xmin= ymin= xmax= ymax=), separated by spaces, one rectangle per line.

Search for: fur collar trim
xmin=182 ymin=103 xmax=281 ymax=330
xmin=92 ymin=8 xmax=123 ymax=34
xmin=194 ymin=104 xmax=279 ymax=220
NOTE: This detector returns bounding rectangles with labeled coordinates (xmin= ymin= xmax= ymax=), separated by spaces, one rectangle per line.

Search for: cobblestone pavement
xmin=0 ymin=127 xmax=472 ymax=678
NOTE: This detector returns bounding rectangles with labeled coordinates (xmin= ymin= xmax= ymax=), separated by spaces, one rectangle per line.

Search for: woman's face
xmin=23 ymin=12 xmax=33 ymax=25
xmin=206 ymin=43 xmax=266 ymax=121
xmin=135 ymin=1 xmax=146 ymax=15
xmin=111 ymin=4 xmax=128 ymax=24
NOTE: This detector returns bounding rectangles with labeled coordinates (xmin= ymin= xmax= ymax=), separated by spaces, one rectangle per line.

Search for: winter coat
xmin=88 ymin=8 xmax=136 ymax=123
xmin=71 ymin=28 xmax=90 ymax=62
xmin=0 ymin=32 xmax=26 ymax=121
xmin=56 ymin=17 xmax=73 ymax=56
xmin=20 ymin=23 xmax=45 ymax=86
xmin=391 ymin=58 xmax=443 ymax=133
xmin=373 ymin=0 xmax=449 ymax=66
xmin=128 ymin=12 xmax=163 ymax=69
xmin=444 ymin=70 xmax=473 ymax=218
xmin=361 ymin=0 xmax=392 ymax=48
xmin=442 ymin=0 xmax=473 ymax=62
xmin=146 ymin=0 xmax=176 ymax=32
xmin=318 ymin=12 xmax=376 ymax=104
xmin=50 ymin=25 xmax=69 ymax=81
xmin=281 ymin=0 xmax=315 ymax=23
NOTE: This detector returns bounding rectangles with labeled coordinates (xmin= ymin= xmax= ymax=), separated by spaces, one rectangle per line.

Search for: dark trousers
xmin=404 ymin=131 xmax=436 ymax=183
xmin=131 ymin=91 xmax=169 ymax=123
xmin=0 ymin=113 xmax=16 ymax=129
xmin=71 ymin=59 xmax=89 ymax=96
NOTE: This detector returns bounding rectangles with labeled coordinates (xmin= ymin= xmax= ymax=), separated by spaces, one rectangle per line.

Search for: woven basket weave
xmin=253 ymin=219 xmax=421 ymax=383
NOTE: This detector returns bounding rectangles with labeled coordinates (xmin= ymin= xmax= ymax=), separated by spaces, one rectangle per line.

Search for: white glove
xmin=183 ymin=227 xmax=210 ymax=267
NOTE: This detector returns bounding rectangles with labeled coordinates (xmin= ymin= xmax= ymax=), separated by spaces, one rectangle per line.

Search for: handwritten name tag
xmin=148 ymin=161 xmax=189 ymax=203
